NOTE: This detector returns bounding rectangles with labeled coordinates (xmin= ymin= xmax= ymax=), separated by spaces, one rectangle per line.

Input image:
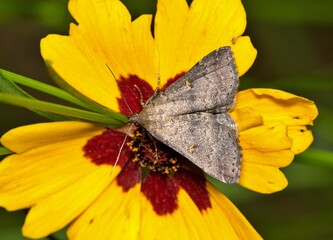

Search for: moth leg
xmin=144 ymin=128 xmax=159 ymax=164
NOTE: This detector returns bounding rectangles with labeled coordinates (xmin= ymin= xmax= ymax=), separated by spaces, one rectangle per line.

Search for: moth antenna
xmin=110 ymin=123 xmax=134 ymax=177
xmin=139 ymin=72 xmax=161 ymax=107
xmin=105 ymin=64 xmax=133 ymax=115
xmin=156 ymin=43 xmax=161 ymax=91
xmin=105 ymin=63 xmax=135 ymax=177
xmin=156 ymin=72 xmax=161 ymax=91
xmin=133 ymin=84 xmax=145 ymax=107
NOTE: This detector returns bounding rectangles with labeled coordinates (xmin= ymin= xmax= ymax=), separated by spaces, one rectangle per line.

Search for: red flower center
xmin=128 ymin=126 xmax=182 ymax=174
xmin=83 ymin=74 xmax=212 ymax=215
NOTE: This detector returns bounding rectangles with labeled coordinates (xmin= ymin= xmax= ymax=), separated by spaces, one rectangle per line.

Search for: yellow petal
xmin=71 ymin=178 xmax=262 ymax=239
xmin=68 ymin=182 xmax=141 ymax=240
xmin=41 ymin=0 xmax=157 ymax=111
xmin=242 ymin=149 xmax=294 ymax=167
xmin=288 ymin=126 xmax=314 ymax=154
xmin=233 ymin=88 xmax=318 ymax=193
xmin=139 ymin=189 xmax=204 ymax=240
xmin=239 ymin=162 xmax=288 ymax=193
xmin=235 ymin=89 xmax=318 ymax=126
xmin=0 ymin=136 xmax=118 ymax=211
xmin=207 ymin=183 xmax=262 ymax=239
xmin=23 ymin=165 xmax=114 ymax=239
xmin=139 ymin=188 xmax=241 ymax=240
xmin=139 ymin=184 xmax=261 ymax=239
xmin=155 ymin=0 xmax=256 ymax=85
xmin=231 ymin=36 xmax=257 ymax=75
xmin=1 ymin=121 xmax=103 ymax=153
xmin=239 ymin=123 xmax=292 ymax=151
xmin=230 ymin=107 xmax=263 ymax=132
xmin=237 ymin=121 xmax=293 ymax=193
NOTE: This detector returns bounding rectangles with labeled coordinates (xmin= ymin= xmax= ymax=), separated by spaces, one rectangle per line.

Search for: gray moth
xmin=130 ymin=46 xmax=241 ymax=184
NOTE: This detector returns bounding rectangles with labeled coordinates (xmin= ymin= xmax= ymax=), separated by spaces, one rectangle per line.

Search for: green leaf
xmin=0 ymin=94 xmax=125 ymax=127
xmin=0 ymin=70 xmax=72 ymax=121
xmin=0 ymin=69 xmax=93 ymax=109
xmin=0 ymin=70 xmax=30 ymax=97
xmin=0 ymin=69 xmax=128 ymax=123
xmin=0 ymin=146 xmax=13 ymax=156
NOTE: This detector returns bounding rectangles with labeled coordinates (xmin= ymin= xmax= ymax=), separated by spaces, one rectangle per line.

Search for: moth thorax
xmin=127 ymin=126 xmax=182 ymax=175
xmin=129 ymin=114 xmax=141 ymax=124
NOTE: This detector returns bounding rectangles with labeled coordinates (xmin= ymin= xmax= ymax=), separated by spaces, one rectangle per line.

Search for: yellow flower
xmin=0 ymin=0 xmax=317 ymax=239
xmin=231 ymin=89 xmax=317 ymax=193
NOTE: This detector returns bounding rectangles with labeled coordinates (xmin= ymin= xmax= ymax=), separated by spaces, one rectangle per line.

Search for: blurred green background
xmin=0 ymin=0 xmax=332 ymax=239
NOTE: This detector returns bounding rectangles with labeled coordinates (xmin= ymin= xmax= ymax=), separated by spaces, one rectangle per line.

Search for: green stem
xmin=46 ymin=65 xmax=128 ymax=123
xmin=0 ymin=94 xmax=124 ymax=127
xmin=0 ymin=69 xmax=89 ymax=109
xmin=0 ymin=69 xmax=128 ymax=123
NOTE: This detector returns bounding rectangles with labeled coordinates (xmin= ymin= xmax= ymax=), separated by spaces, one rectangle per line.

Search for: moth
xmin=130 ymin=47 xmax=241 ymax=184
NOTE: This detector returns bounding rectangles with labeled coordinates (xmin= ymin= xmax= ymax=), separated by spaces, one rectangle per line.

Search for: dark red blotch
xmin=141 ymin=172 xmax=179 ymax=215
xmin=84 ymin=128 xmax=142 ymax=192
xmin=116 ymin=160 xmax=141 ymax=192
xmin=174 ymin=170 xmax=212 ymax=212
xmin=116 ymin=73 xmax=185 ymax=116
xmin=83 ymin=128 xmax=131 ymax=167
xmin=85 ymin=74 xmax=212 ymax=212
xmin=141 ymin=169 xmax=212 ymax=215
xmin=117 ymin=75 xmax=154 ymax=116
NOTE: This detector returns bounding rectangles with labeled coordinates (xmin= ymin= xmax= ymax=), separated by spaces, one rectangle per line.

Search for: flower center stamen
xmin=127 ymin=126 xmax=182 ymax=174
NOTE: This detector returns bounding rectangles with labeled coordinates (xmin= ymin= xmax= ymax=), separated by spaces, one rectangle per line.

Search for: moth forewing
xmin=129 ymin=46 xmax=241 ymax=184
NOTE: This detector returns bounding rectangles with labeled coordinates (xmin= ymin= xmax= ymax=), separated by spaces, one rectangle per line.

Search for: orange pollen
xmin=128 ymin=126 xmax=182 ymax=175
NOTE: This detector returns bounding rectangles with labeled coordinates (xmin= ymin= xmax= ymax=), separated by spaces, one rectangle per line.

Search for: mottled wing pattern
xmin=130 ymin=46 xmax=241 ymax=184
xmin=140 ymin=47 xmax=239 ymax=118
xmin=141 ymin=113 xmax=241 ymax=184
